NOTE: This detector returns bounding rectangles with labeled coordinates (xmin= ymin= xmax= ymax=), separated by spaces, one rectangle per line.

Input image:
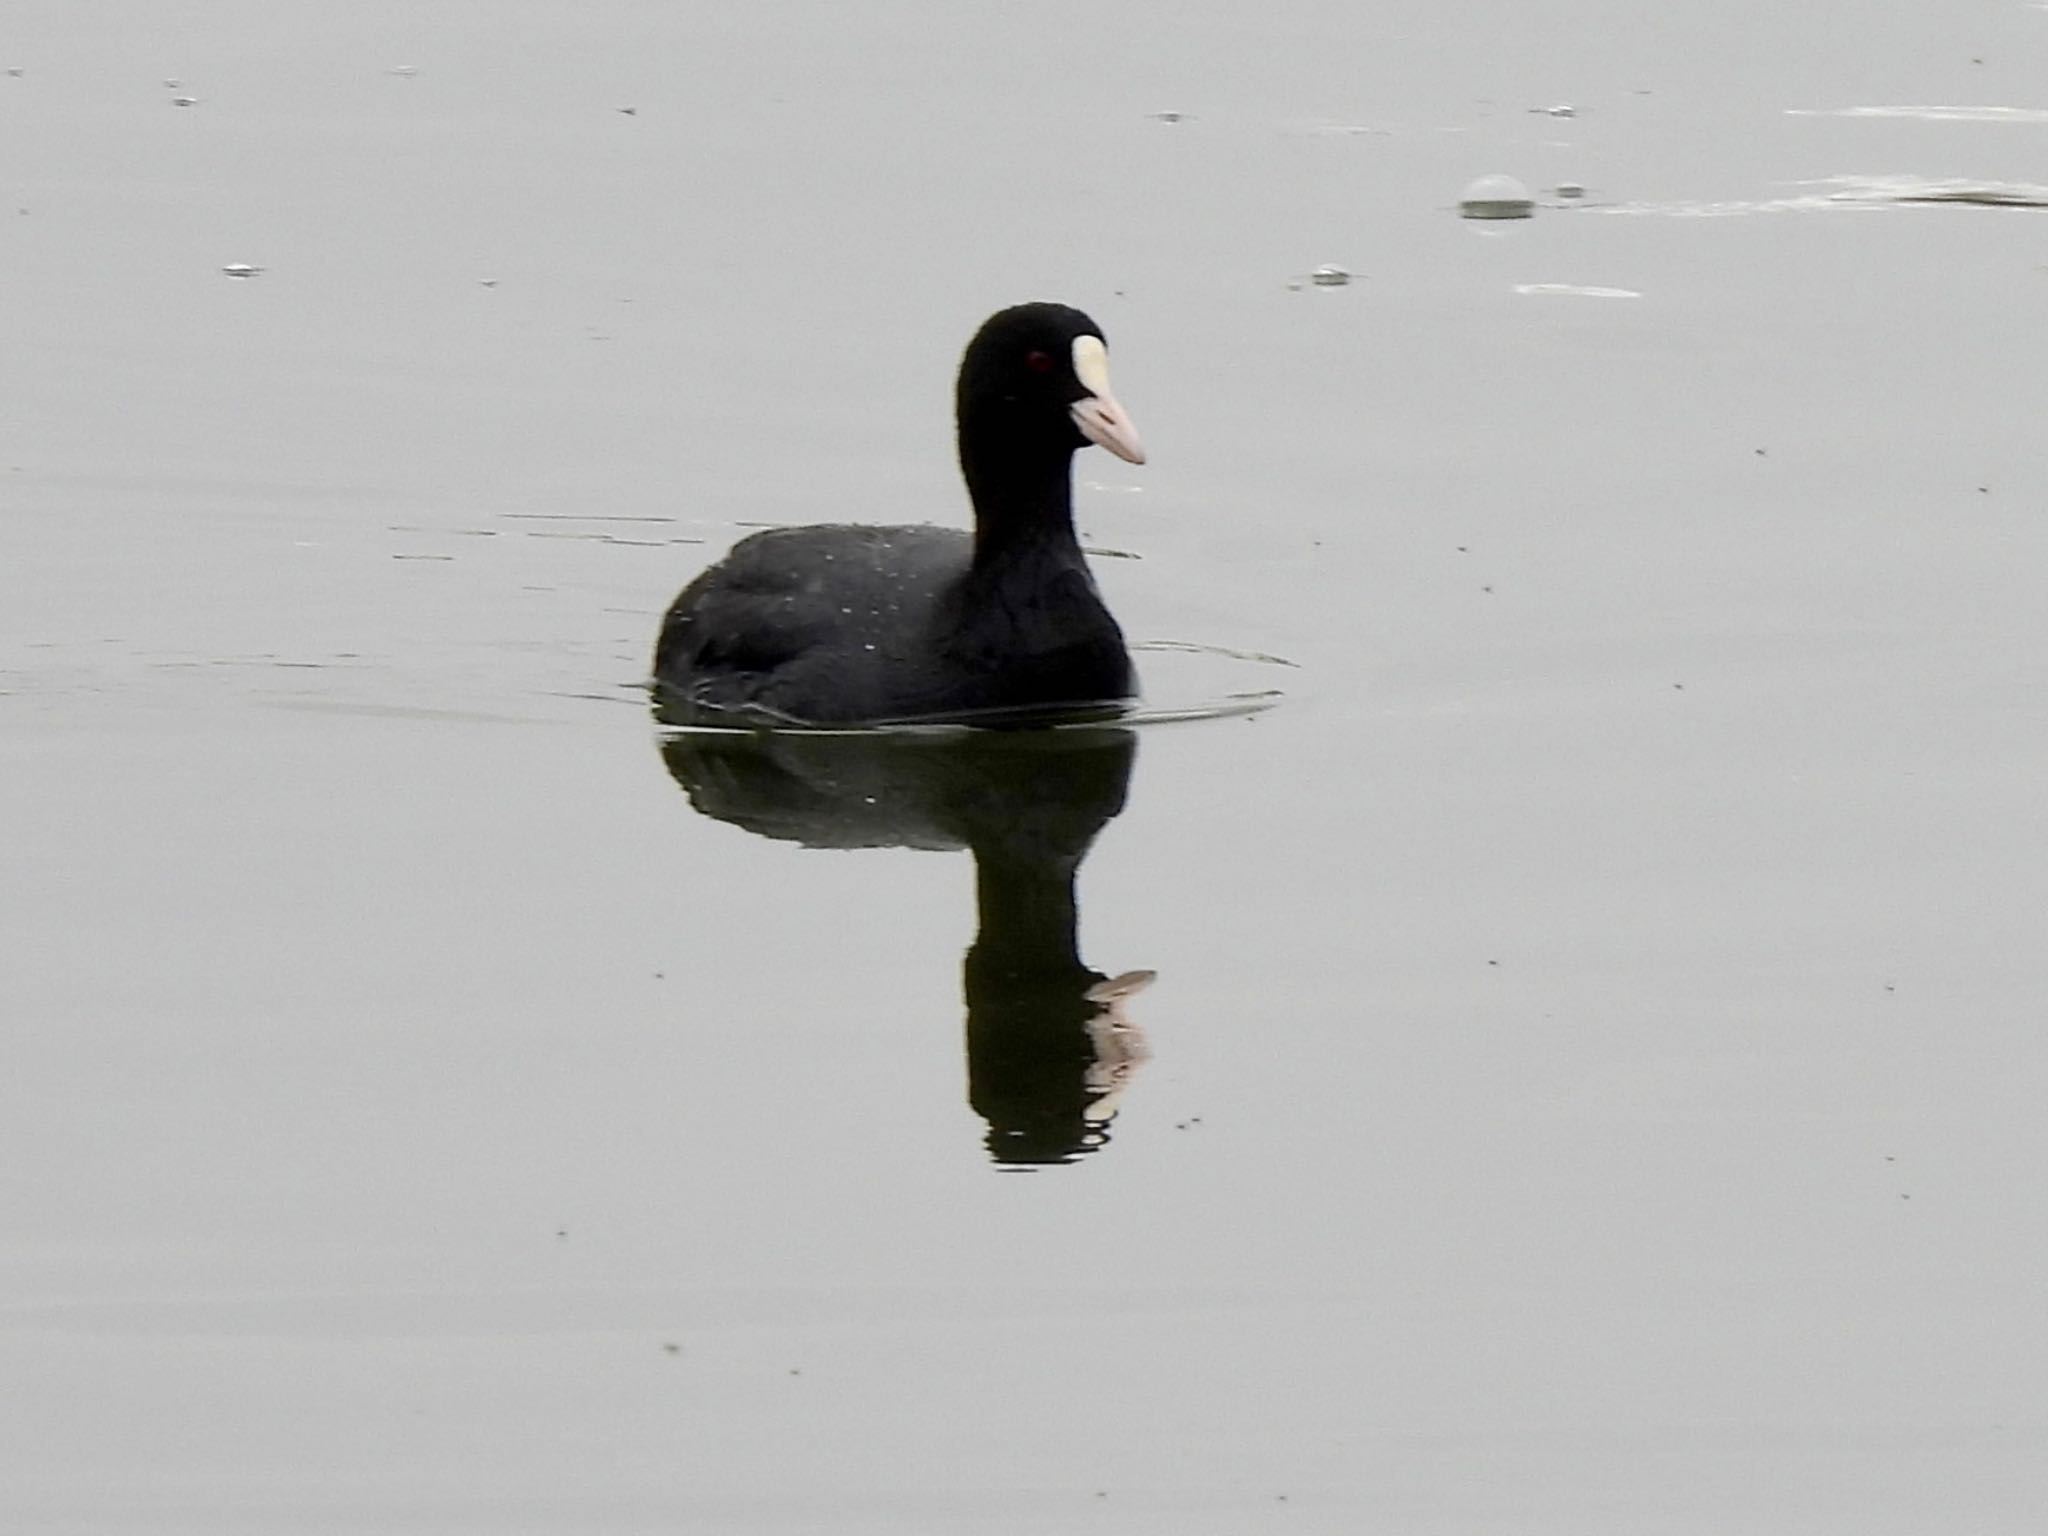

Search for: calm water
xmin=6 ymin=2 xmax=2048 ymax=1531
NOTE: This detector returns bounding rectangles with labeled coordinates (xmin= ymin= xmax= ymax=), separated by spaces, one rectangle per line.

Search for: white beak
xmin=1068 ymin=334 xmax=1146 ymax=465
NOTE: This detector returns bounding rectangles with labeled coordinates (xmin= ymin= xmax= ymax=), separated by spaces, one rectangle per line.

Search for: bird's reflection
xmin=658 ymin=726 xmax=1150 ymax=1166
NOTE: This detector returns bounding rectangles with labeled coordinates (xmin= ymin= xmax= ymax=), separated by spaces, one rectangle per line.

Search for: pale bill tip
xmin=1072 ymin=396 xmax=1145 ymax=464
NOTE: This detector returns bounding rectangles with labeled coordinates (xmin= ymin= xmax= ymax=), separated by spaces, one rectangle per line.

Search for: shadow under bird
xmin=652 ymin=302 xmax=1145 ymax=728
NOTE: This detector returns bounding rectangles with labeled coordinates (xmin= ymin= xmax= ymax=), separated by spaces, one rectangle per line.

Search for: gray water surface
xmin=6 ymin=2 xmax=2048 ymax=1531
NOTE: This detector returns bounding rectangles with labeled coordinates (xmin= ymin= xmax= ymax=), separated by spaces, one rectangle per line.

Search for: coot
xmin=652 ymin=303 xmax=1145 ymax=726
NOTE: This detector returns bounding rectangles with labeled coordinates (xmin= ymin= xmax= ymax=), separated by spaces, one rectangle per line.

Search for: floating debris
xmin=220 ymin=263 xmax=264 ymax=279
xmin=1556 ymin=181 xmax=1586 ymax=200
xmin=162 ymin=78 xmax=181 ymax=89
xmin=1460 ymin=173 xmax=1535 ymax=219
xmin=1286 ymin=119 xmax=1393 ymax=137
xmin=616 ymin=105 xmax=637 ymax=115
xmin=171 ymin=95 xmax=198 ymax=107
xmin=388 ymin=64 xmax=419 ymax=78
xmin=1826 ymin=174 xmax=2048 ymax=207
xmin=1149 ymin=108 xmax=1187 ymax=123
xmin=6 ymin=67 xmax=23 ymax=78
xmin=1309 ymin=263 xmax=1352 ymax=287
xmin=1513 ymin=283 xmax=1641 ymax=299
xmin=1786 ymin=104 xmax=2048 ymax=123
xmin=1533 ymin=102 xmax=1577 ymax=118
xmin=478 ymin=277 xmax=499 ymax=287
xmin=1597 ymin=174 xmax=2048 ymax=217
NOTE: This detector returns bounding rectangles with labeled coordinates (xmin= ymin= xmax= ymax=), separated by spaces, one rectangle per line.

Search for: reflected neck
xmin=966 ymin=847 xmax=1085 ymax=980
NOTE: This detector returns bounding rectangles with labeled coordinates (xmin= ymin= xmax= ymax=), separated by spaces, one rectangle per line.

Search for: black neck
xmin=958 ymin=410 xmax=1082 ymax=566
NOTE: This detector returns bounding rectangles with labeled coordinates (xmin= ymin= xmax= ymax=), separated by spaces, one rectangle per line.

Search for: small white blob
xmin=172 ymin=96 xmax=198 ymax=107
xmin=1512 ymin=283 xmax=1640 ymax=299
xmin=1460 ymin=173 xmax=1535 ymax=219
xmin=1309 ymin=264 xmax=1352 ymax=287
xmin=221 ymin=263 xmax=264 ymax=279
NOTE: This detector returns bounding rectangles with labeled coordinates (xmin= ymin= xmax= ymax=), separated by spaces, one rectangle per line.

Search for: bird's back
xmin=653 ymin=522 xmax=1130 ymax=726
xmin=656 ymin=524 xmax=968 ymax=724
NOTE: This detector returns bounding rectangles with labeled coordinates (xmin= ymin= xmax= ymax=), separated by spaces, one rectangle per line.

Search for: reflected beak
xmin=1068 ymin=334 xmax=1146 ymax=465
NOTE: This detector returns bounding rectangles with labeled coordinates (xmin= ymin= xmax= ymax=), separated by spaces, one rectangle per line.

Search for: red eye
xmin=1024 ymin=349 xmax=1055 ymax=373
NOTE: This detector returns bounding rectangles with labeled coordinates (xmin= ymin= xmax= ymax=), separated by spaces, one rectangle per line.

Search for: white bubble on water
xmin=1460 ymin=173 xmax=1535 ymax=219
